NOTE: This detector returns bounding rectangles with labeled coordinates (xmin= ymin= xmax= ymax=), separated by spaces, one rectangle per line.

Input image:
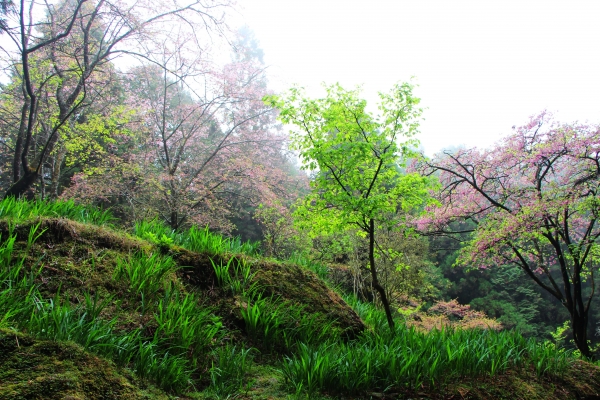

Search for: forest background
xmin=0 ymin=0 xmax=598 ymax=360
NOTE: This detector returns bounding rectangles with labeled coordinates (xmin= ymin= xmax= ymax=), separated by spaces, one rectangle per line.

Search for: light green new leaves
xmin=63 ymin=106 xmax=135 ymax=168
xmin=265 ymin=82 xmax=432 ymax=233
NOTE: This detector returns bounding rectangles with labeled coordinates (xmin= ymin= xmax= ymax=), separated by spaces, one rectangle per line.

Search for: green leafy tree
xmin=265 ymin=83 xmax=433 ymax=330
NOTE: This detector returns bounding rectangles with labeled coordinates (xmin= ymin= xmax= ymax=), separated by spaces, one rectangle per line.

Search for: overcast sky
xmin=236 ymin=0 xmax=600 ymax=155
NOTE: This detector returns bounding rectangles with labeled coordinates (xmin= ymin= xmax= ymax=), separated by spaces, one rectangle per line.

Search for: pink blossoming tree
xmin=65 ymin=29 xmax=293 ymax=232
xmin=0 ymin=0 xmax=233 ymax=198
xmin=417 ymin=112 xmax=600 ymax=357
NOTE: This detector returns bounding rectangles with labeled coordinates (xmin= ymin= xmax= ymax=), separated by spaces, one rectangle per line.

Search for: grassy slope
xmin=0 ymin=216 xmax=363 ymax=398
xmin=0 ymin=215 xmax=599 ymax=399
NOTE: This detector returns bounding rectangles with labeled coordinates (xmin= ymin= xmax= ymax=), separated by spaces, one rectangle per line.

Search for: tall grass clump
xmin=209 ymin=255 xmax=338 ymax=353
xmin=0 ymin=225 xmax=46 ymax=327
xmin=241 ymin=293 xmax=283 ymax=343
xmin=2 ymin=265 xmax=192 ymax=394
xmin=282 ymin=296 xmax=574 ymax=396
xmin=209 ymin=344 xmax=255 ymax=397
xmin=288 ymin=253 xmax=328 ymax=280
xmin=134 ymin=220 xmax=259 ymax=255
xmin=210 ymin=256 xmax=258 ymax=295
xmin=238 ymin=292 xmax=338 ymax=353
xmin=154 ymin=287 xmax=224 ymax=369
xmin=240 ymin=293 xmax=337 ymax=351
xmin=113 ymin=252 xmax=178 ymax=310
xmin=25 ymin=291 xmax=193 ymax=393
xmin=0 ymin=197 xmax=114 ymax=225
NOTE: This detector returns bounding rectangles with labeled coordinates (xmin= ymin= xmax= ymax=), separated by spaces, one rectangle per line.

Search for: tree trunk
xmin=170 ymin=210 xmax=178 ymax=231
xmin=13 ymin=99 xmax=30 ymax=182
xmin=5 ymin=169 xmax=38 ymax=198
xmin=368 ymin=218 xmax=395 ymax=332
xmin=570 ymin=288 xmax=592 ymax=358
xmin=572 ymin=314 xmax=591 ymax=358
xmin=48 ymin=145 xmax=68 ymax=199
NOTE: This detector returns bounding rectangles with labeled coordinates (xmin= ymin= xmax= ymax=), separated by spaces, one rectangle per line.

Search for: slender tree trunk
xmin=13 ymin=99 xmax=29 ymax=182
xmin=572 ymin=313 xmax=591 ymax=358
xmin=48 ymin=145 xmax=67 ymax=199
xmin=170 ymin=210 xmax=178 ymax=231
xmin=368 ymin=218 xmax=395 ymax=332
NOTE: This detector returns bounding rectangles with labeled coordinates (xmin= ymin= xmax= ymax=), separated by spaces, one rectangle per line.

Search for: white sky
xmin=236 ymin=0 xmax=600 ymax=155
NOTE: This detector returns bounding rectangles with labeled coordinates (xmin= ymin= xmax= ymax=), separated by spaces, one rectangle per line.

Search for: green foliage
xmin=209 ymin=345 xmax=255 ymax=397
xmin=348 ymin=226 xmax=442 ymax=304
xmin=0 ymin=223 xmax=234 ymax=394
xmin=134 ymin=220 xmax=260 ymax=255
xmin=266 ymin=82 xmax=435 ymax=330
xmin=551 ymin=320 xmax=571 ymax=345
xmin=255 ymin=202 xmax=305 ymax=259
xmin=241 ymin=296 xmax=337 ymax=353
xmin=63 ymin=106 xmax=135 ymax=169
xmin=240 ymin=293 xmax=297 ymax=346
xmin=209 ymin=256 xmax=258 ymax=295
xmin=2 ymin=200 xmax=597 ymax=399
xmin=113 ymin=252 xmax=179 ymax=310
xmin=281 ymin=342 xmax=334 ymax=396
xmin=433 ymin=235 xmax=567 ymax=339
xmin=3 ymin=279 xmax=192 ymax=392
xmin=0 ymin=227 xmax=44 ymax=328
xmin=154 ymin=288 xmax=224 ymax=369
xmin=266 ymin=82 xmax=433 ymax=236
xmin=287 ymin=253 xmax=329 ymax=281
xmin=0 ymin=197 xmax=114 ymax=225
xmin=282 ymin=295 xmax=574 ymax=396
xmin=209 ymin=254 xmax=338 ymax=352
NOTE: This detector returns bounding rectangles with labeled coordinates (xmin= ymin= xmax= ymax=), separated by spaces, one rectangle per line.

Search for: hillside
xmin=0 ymin=200 xmax=599 ymax=399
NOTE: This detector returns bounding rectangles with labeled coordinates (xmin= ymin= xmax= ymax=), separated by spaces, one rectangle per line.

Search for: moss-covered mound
xmin=0 ymin=217 xmax=365 ymax=340
xmin=0 ymin=216 xmax=366 ymax=397
xmin=0 ymin=218 xmax=146 ymax=252
xmin=0 ymin=329 xmax=167 ymax=400
xmin=443 ymin=361 xmax=600 ymax=400
xmin=173 ymin=246 xmax=365 ymax=339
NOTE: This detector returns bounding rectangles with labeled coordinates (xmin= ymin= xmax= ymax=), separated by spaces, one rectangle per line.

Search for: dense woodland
xmin=0 ymin=1 xmax=599 ymax=399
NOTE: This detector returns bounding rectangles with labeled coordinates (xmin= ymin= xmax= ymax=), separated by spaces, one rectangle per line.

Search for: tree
xmin=254 ymin=200 xmax=306 ymax=259
xmin=0 ymin=0 xmax=11 ymax=31
xmin=266 ymin=83 xmax=433 ymax=331
xmin=0 ymin=0 xmax=232 ymax=198
xmin=65 ymin=30 xmax=294 ymax=233
xmin=417 ymin=112 xmax=600 ymax=357
xmin=129 ymin=57 xmax=286 ymax=231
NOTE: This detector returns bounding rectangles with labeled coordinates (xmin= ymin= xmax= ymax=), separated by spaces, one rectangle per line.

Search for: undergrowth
xmin=280 ymin=294 xmax=574 ymax=397
xmin=0 ymin=197 xmax=114 ymax=225
xmin=134 ymin=220 xmax=260 ymax=256
xmin=0 ymin=199 xmax=594 ymax=399
xmin=0 ymin=224 xmax=229 ymax=394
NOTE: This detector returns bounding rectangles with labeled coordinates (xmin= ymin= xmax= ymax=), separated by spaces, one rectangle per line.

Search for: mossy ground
xmin=0 ymin=329 xmax=167 ymax=400
xmin=1 ymin=216 xmax=599 ymax=399
xmin=440 ymin=361 xmax=600 ymax=400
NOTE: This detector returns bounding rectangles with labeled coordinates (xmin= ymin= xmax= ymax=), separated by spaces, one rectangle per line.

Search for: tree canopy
xmin=417 ymin=112 xmax=600 ymax=357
